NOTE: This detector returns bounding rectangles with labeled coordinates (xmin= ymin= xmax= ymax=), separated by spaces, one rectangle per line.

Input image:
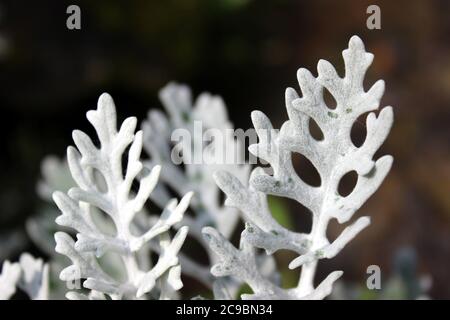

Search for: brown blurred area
xmin=0 ymin=0 xmax=448 ymax=298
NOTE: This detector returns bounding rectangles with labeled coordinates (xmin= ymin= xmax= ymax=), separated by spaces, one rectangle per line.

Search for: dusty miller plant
xmin=141 ymin=84 xmax=249 ymax=291
xmin=0 ymin=35 xmax=394 ymax=300
xmin=141 ymin=83 xmax=277 ymax=296
xmin=202 ymin=36 xmax=394 ymax=299
xmin=52 ymin=93 xmax=192 ymax=299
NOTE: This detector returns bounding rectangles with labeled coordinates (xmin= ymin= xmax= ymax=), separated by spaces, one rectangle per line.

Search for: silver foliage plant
xmin=141 ymin=83 xmax=253 ymax=293
xmin=52 ymin=93 xmax=192 ymax=299
xmin=202 ymin=36 xmax=394 ymax=299
xmin=0 ymin=35 xmax=394 ymax=300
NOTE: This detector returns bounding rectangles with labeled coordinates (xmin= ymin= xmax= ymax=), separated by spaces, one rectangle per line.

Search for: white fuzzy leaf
xmin=204 ymin=36 xmax=394 ymax=300
xmin=52 ymin=93 xmax=191 ymax=299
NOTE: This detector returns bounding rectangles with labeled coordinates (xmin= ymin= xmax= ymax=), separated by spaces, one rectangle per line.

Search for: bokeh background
xmin=0 ymin=0 xmax=449 ymax=299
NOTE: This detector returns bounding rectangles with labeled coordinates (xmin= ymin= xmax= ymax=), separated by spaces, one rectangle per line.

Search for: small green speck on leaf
xmin=315 ymin=250 xmax=324 ymax=258
xmin=301 ymin=240 xmax=312 ymax=248
xmin=245 ymin=222 xmax=254 ymax=233
xmin=182 ymin=112 xmax=191 ymax=123
xmin=327 ymin=111 xmax=338 ymax=118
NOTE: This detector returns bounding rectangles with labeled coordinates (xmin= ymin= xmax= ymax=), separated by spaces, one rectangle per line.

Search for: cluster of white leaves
xmin=0 ymin=36 xmax=395 ymax=301
xmin=0 ymin=253 xmax=49 ymax=300
xmin=203 ymin=36 xmax=394 ymax=299
xmin=52 ymin=93 xmax=192 ymax=299
xmin=16 ymin=83 xmax=255 ymax=299
xmin=29 ymin=153 xmax=130 ymax=299
xmin=142 ymin=83 xmax=253 ymax=292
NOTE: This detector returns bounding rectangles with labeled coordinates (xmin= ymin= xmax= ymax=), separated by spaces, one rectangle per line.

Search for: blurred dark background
xmin=0 ymin=0 xmax=449 ymax=298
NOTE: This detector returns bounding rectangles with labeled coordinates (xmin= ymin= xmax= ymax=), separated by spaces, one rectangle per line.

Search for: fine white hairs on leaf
xmin=203 ymin=35 xmax=394 ymax=300
xmin=53 ymin=93 xmax=192 ymax=299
